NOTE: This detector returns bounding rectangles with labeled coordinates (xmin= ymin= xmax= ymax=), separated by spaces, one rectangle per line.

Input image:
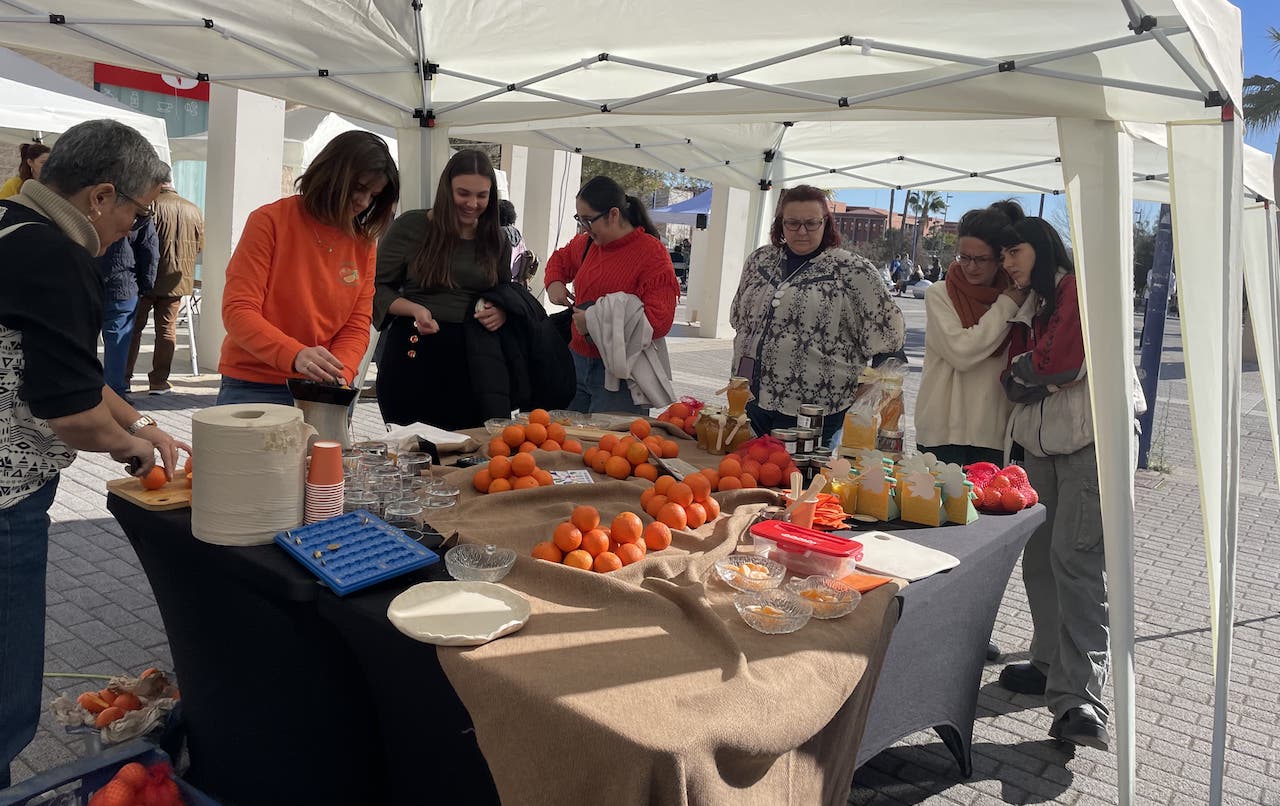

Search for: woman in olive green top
xmin=374 ymin=150 xmax=513 ymax=429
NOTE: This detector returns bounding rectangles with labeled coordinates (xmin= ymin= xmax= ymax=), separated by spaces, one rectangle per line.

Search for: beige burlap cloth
xmin=426 ymin=446 xmax=901 ymax=806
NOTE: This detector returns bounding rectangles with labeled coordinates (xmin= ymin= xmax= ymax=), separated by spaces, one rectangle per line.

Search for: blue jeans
xmin=102 ymin=296 xmax=137 ymax=396
xmin=1 ymin=476 xmax=59 ymax=788
xmin=569 ymin=352 xmax=649 ymax=415
xmin=745 ymin=401 xmax=847 ymax=452
xmin=216 ymin=376 xmax=296 ymax=407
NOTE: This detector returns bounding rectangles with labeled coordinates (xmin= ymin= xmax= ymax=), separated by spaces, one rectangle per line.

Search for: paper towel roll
xmin=191 ymin=404 xmax=316 ymax=546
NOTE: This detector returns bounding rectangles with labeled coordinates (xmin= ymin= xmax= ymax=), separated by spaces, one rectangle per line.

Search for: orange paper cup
xmin=308 ymin=440 xmax=344 ymax=485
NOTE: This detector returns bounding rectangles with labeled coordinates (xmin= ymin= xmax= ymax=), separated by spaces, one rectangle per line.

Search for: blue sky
xmin=836 ymin=1 xmax=1278 ymax=221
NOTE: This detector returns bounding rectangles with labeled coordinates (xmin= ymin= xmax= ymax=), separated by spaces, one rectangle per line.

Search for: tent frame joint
xmin=1129 ymin=14 xmax=1158 ymax=34
xmin=202 ymin=18 xmax=213 ymax=29
xmin=1204 ymin=90 xmax=1225 ymax=108
xmin=998 ymin=60 xmax=1015 ymax=73
xmin=48 ymin=13 xmax=64 ymax=25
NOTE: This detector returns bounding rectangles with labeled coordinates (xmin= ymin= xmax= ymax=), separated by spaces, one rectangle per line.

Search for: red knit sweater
xmin=544 ymin=229 xmax=680 ymax=358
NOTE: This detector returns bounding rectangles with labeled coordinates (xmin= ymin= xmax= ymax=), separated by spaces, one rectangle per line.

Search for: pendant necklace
xmin=311 ymin=224 xmax=334 ymax=255
xmin=771 ymin=258 xmax=813 ymax=308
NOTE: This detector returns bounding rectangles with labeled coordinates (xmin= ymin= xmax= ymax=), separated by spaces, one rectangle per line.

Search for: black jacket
xmin=97 ymin=219 xmax=158 ymax=301
xmin=466 ymin=282 xmax=576 ymax=417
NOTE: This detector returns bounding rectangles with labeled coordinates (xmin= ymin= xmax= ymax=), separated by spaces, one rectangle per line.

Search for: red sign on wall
xmin=94 ymin=63 xmax=210 ymax=102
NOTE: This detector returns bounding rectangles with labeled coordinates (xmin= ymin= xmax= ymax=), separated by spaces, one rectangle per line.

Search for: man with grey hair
xmin=126 ymin=165 xmax=204 ymax=394
xmin=0 ymin=119 xmax=186 ymax=787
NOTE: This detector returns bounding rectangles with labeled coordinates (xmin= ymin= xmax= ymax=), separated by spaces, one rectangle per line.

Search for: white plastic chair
xmin=179 ymin=282 xmax=200 ymax=374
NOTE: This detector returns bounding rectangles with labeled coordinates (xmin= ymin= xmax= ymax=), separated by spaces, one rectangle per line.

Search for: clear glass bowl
xmin=784 ymin=575 xmax=862 ymax=619
xmin=734 ymin=590 xmax=813 ymax=634
xmin=484 ymin=418 xmax=515 ymax=435
xmin=445 ymin=543 xmax=517 ymax=582
xmin=714 ymin=554 xmax=786 ymax=593
xmin=547 ymin=409 xmax=579 ymax=426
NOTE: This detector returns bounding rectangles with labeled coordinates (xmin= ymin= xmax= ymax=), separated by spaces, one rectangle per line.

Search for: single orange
xmin=739 ymin=473 xmax=757 ymax=488
xmin=488 ymin=455 xmax=512 ymax=479
xmin=533 ymin=469 xmax=554 ymax=487
xmin=643 ymin=521 xmax=673 ymax=551
xmin=767 ymin=449 xmax=792 ymax=468
xmin=670 ymin=402 xmax=691 ymax=419
xmin=643 ymin=436 xmax=665 ymax=456
xmin=633 ymin=462 xmax=658 ymax=482
xmin=757 ymin=462 xmax=783 ymax=488
xmin=616 ymin=542 xmax=645 ymax=566
xmin=95 ymin=706 xmax=126 ymax=729
xmin=140 ymin=466 xmax=167 ymax=491
xmin=661 ymin=439 xmax=679 ymax=459
xmin=605 ymin=455 xmax=633 ymax=480
xmin=610 ymin=511 xmax=644 ymax=544
xmin=183 ymin=455 xmax=193 ymax=474
xmin=502 ymin=424 xmax=526 ymax=448
xmin=540 ymin=439 xmax=562 ymax=452
xmin=598 ymin=433 xmax=620 ymax=453
xmin=590 ymin=451 xmax=610 ymax=474
xmin=654 ymin=475 xmax=676 ymax=495
xmin=488 ymin=477 xmax=512 ymax=493
xmin=547 ymin=423 xmax=567 ymax=444
xmin=583 ymin=446 xmax=600 ymax=467
xmin=640 ymin=487 xmax=657 ymax=509
xmin=510 ymin=452 xmax=537 ymax=478
xmin=685 ymin=502 xmax=708 ymax=529
xmin=593 ymin=551 xmax=623 ymax=573
xmin=472 ymin=469 xmax=493 ymax=493
xmin=718 ymin=476 xmax=743 ymax=491
xmin=611 ymin=439 xmax=631 ymax=458
xmin=571 ymin=505 xmax=600 ymax=532
xmin=531 ymin=541 xmax=563 ymax=562
xmin=625 ymin=442 xmax=650 ymax=467
xmin=563 ymin=549 xmax=594 ymax=570
xmin=742 ymin=459 xmax=762 ymax=480
xmin=645 ymin=494 xmax=669 ymax=519
xmin=581 ymin=528 xmax=610 ymax=557
xmin=525 ymin=422 xmax=548 ymax=445
xmin=488 ymin=438 xmax=511 ymax=457
xmin=528 ymin=408 xmax=551 ymax=426
xmin=519 ymin=441 xmax=538 ymax=453
xmin=553 ymin=522 xmax=583 ymax=552
xmin=561 ymin=439 xmax=583 ymax=454
xmin=667 ymin=482 xmax=694 ymax=508
xmin=719 ymin=456 xmax=743 ymax=478
xmin=747 ymin=443 xmax=771 ymax=463
xmin=685 ymin=473 xmax=711 ymax=502
xmin=670 ymin=416 xmax=684 ymax=430
xmin=112 ymin=692 xmax=142 ymax=712
xmin=512 ymin=475 xmax=539 ymax=490
xmin=630 ymin=418 xmax=651 ymax=440
xmin=703 ymin=495 xmax=722 ymax=520
xmin=657 ymin=502 xmax=688 ymax=531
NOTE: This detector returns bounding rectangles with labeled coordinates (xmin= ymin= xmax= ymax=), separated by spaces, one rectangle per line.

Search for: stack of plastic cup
xmin=305 ymin=441 xmax=345 ymax=524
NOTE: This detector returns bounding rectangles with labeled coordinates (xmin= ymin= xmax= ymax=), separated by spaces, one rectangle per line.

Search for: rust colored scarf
xmin=945 ymin=262 xmax=1011 ymax=355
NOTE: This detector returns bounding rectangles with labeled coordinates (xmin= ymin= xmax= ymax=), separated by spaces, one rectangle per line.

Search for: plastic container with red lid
xmin=748 ymin=520 xmax=864 ymax=578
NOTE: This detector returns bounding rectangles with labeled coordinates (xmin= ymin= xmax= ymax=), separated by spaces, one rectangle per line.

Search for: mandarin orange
xmin=571 ymin=505 xmax=600 ymax=532
xmin=531 ymin=541 xmax=563 ymax=562
xmin=553 ymin=522 xmax=583 ymax=552
xmin=610 ymin=512 xmax=644 ymax=544
xmin=502 ymin=425 xmax=526 ymax=448
xmin=605 ymin=455 xmax=633 ymax=480
xmin=563 ymin=549 xmax=593 ymax=570
xmin=593 ymin=551 xmax=623 ymax=573
xmin=657 ymin=502 xmax=688 ymax=531
xmin=581 ymin=528 xmax=610 ymax=557
xmin=630 ymin=418 xmax=651 ymax=440
xmin=643 ymin=521 xmax=672 ymax=551
xmin=528 ymin=408 xmax=551 ymax=425
xmin=510 ymin=452 xmax=537 ymax=477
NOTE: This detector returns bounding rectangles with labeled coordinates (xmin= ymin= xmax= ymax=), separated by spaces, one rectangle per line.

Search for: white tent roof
xmin=0 ymin=1 xmax=1240 ymax=132
xmin=170 ymin=107 xmax=398 ymax=170
xmin=0 ymin=46 xmax=170 ymax=161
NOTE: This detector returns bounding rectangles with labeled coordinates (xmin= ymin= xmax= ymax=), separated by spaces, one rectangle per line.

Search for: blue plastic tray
xmin=273 ymin=510 xmax=439 ymax=596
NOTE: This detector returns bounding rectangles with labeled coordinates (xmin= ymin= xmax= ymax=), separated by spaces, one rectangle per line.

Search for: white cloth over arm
xmin=583 ymin=292 xmax=676 ymax=408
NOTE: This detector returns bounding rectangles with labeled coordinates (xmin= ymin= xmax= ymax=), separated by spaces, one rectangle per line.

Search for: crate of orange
xmin=580 ymin=419 xmax=679 ymax=482
xmin=1 ymin=738 xmax=216 ymax=806
xmin=530 ymin=505 xmax=674 ymax=572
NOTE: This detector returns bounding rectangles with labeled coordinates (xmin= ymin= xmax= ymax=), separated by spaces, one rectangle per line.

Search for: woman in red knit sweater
xmin=545 ymin=176 xmax=679 ymax=414
xmin=217 ymin=131 xmax=399 ymax=405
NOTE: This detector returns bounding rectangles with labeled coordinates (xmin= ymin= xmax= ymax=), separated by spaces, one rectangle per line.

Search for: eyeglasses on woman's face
xmin=781 ymin=218 xmax=825 ymax=232
xmin=954 ymin=252 xmax=996 ymax=267
xmin=573 ymin=211 xmax=607 ymax=229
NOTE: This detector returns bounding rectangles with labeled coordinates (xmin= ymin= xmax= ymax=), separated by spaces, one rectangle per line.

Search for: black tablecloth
xmin=851 ymin=505 xmax=1046 ymax=775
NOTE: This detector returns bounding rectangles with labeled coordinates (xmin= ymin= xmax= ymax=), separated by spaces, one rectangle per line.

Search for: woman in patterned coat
xmin=730 ymin=185 xmax=904 ymax=445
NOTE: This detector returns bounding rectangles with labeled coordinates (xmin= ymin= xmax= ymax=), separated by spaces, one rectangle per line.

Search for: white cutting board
xmin=852 ymin=531 xmax=960 ymax=581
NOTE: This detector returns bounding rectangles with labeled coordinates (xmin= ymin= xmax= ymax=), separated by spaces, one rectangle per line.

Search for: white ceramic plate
xmin=386 ymin=581 xmax=531 ymax=646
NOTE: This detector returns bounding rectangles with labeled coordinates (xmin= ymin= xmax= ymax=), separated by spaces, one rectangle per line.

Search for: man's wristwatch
xmin=126 ymin=415 xmax=157 ymax=435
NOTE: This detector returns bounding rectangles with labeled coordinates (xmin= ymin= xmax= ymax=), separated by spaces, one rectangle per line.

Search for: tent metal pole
xmin=534 ymin=131 xmax=579 ymax=153
xmin=590 ymin=139 xmax=695 ymax=153
xmin=1136 ymin=203 xmax=1173 ymax=468
xmin=1038 ymin=193 xmax=1045 ymax=216
xmin=597 ymin=128 xmax=681 ymax=173
xmin=206 ymin=67 xmax=417 ymax=80
xmin=841 ymin=64 xmax=1001 ymax=108
xmin=785 ymin=167 xmax=893 ymax=187
xmin=605 ymin=79 xmax=718 ymax=112
xmin=847 ymin=36 xmax=992 ymax=67
xmin=434 ymin=63 xmax=599 ymax=114
xmin=715 ymin=77 xmax=841 ymax=105
xmin=1149 ymin=29 xmax=1219 ymax=98
xmin=412 ymin=0 xmax=431 ymax=115
xmin=1015 ymin=28 xmax=1189 ymax=69
xmin=606 ymin=41 xmax=848 ymax=84
xmin=1018 ymin=66 xmax=1206 ymax=101
xmin=0 ymin=15 xmax=208 ymax=27
xmin=685 ymin=147 xmax=760 ymax=185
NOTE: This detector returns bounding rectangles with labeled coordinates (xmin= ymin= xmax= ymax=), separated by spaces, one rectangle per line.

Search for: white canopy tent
xmin=0 ymin=45 xmax=169 ymax=160
xmin=0 ymin=3 xmax=1266 ymax=803
xmin=169 ymin=107 xmax=398 ymax=171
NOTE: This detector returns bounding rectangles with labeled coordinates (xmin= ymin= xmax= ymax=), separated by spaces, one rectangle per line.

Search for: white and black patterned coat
xmin=730 ymin=245 xmax=904 ymax=416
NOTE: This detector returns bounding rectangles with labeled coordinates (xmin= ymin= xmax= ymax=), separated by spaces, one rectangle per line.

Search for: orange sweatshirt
xmin=219 ymin=195 xmax=375 ymax=385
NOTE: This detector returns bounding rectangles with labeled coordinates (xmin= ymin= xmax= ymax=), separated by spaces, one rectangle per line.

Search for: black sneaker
xmin=986 ymin=640 xmax=1002 ymax=663
xmin=1049 ymin=706 xmax=1110 ymax=751
xmin=998 ymin=661 xmax=1047 ymax=695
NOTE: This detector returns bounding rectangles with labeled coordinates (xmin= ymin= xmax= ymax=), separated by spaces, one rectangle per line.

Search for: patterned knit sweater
xmin=730 ymin=245 xmax=904 ymax=416
xmin=544 ymin=229 xmax=679 ymax=359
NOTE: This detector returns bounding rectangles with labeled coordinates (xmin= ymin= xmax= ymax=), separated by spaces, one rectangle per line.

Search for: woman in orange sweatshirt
xmin=217 ymin=131 xmax=399 ymax=405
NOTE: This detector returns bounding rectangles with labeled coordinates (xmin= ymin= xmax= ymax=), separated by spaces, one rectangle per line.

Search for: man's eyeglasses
xmin=782 ymin=218 xmax=825 ymax=232
xmin=954 ymin=253 xmax=996 ymax=267
xmin=573 ymin=211 xmax=606 ymax=228
xmin=117 ymin=191 xmax=155 ymax=224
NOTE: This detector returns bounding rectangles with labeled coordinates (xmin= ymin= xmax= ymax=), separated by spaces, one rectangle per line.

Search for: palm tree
xmin=1241 ymin=26 xmax=1280 ymax=205
xmin=906 ymin=190 xmax=948 ymax=263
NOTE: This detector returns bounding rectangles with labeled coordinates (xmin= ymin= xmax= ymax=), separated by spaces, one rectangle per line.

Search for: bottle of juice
xmin=726 ymin=377 xmax=751 ymax=418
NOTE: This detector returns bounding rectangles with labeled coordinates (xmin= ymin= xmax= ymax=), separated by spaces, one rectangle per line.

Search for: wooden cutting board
xmin=106 ymin=476 xmax=193 ymax=511
xmin=559 ymin=420 xmax=693 ymax=443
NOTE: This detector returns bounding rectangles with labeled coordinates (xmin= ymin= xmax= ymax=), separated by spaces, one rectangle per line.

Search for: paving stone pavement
xmin=12 ymin=296 xmax=1280 ymax=805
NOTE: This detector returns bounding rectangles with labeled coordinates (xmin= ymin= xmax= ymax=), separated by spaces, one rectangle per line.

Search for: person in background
xmin=218 ymin=131 xmax=398 ymax=406
xmin=730 ymin=184 xmax=904 ymax=445
xmin=0 ymin=119 xmax=185 ymax=789
xmin=926 ymin=255 xmax=943 ymax=282
xmin=545 ymin=176 xmax=679 ymax=414
xmin=0 ymin=143 xmax=50 ymax=200
xmin=97 ymin=216 xmax=158 ymax=399
xmin=126 ymin=166 xmax=204 ymax=395
xmin=498 ymin=198 xmax=527 ymax=280
xmin=996 ymin=216 xmax=1115 ymax=752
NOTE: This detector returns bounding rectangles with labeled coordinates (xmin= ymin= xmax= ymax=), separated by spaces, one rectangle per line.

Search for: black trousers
xmin=376 ymin=317 xmax=484 ymax=431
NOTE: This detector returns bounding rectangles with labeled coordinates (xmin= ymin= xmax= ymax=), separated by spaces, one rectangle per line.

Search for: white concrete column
xmin=395 ymin=124 xmax=450 ymax=210
xmin=198 ymin=85 xmax=284 ymax=370
xmin=500 ymin=144 xmax=529 ymax=214
xmin=686 ymin=184 xmax=752 ymax=338
xmin=521 ymin=147 xmax=581 ymax=303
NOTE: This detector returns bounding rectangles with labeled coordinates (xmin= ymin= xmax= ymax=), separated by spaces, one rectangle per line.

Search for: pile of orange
xmin=472 ymin=451 xmax=555 ymax=493
xmin=582 ymin=419 xmax=679 ymax=481
xmin=715 ymin=443 xmax=800 ymax=490
xmin=656 ymin=401 xmax=699 ymax=437
xmin=487 ymin=408 xmax=584 ymax=459
xmin=639 ymin=473 xmax=722 ymax=531
xmin=531 ymin=504 xmax=673 ymax=572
